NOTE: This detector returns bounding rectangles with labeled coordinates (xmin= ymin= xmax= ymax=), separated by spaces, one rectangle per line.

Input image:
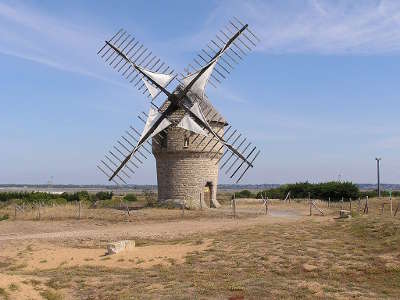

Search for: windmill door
xmin=204 ymin=183 xmax=211 ymax=208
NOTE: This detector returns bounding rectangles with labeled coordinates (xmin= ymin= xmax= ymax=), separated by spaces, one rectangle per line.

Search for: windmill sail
xmin=107 ymin=107 xmax=173 ymax=181
xmin=97 ymin=18 xmax=261 ymax=184
xmin=140 ymin=107 xmax=172 ymax=141
xmin=177 ymin=114 xmax=208 ymax=136
xmin=139 ymin=67 xmax=175 ymax=99
xmin=143 ymin=80 xmax=159 ymax=99
xmin=181 ymin=17 xmax=259 ymax=92
xmin=139 ymin=67 xmax=174 ymax=88
xmin=181 ymin=60 xmax=217 ymax=100
xmin=97 ymin=30 xmax=178 ymax=101
xmin=190 ymin=102 xmax=209 ymax=126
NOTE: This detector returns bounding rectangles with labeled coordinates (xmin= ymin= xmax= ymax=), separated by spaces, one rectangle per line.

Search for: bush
xmin=60 ymin=191 xmax=90 ymax=202
xmin=233 ymin=189 xmax=256 ymax=199
xmin=52 ymin=198 xmax=68 ymax=205
xmin=0 ymin=214 xmax=9 ymax=221
xmin=143 ymin=190 xmax=157 ymax=207
xmin=0 ymin=191 xmax=93 ymax=204
xmin=360 ymin=190 xmax=400 ymax=198
xmin=95 ymin=191 xmax=113 ymax=200
xmin=256 ymin=181 xmax=360 ymax=201
xmin=123 ymin=193 xmax=138 ymax=202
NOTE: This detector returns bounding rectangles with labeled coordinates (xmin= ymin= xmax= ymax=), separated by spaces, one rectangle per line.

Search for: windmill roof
xmin=159 ymin=93 xmax=227 ymax=125
xmin=198 ymin=95 xmax=227 ymax=125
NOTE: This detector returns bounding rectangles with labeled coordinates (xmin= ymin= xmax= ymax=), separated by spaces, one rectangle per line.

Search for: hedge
xmin=255 ymin=181 xmax=360 ymax=201
xmin=0 ymin=191 xmax=112 ymax=203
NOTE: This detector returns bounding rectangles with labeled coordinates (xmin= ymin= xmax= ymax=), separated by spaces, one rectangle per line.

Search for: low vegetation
xmin=123 ymin=193 xmax=138 ymax=202
xmin=0 ymin=190 xmax=113 ymax=204
xmin=253 ymin=181 xmax=360 ymax=201
xmin=360 ymin=189 xmax=400 ymax=198
xmin=233 ymin=189 xmax=257 ymax=199
xmin=0 ymin=214 xmax=9 ymax=221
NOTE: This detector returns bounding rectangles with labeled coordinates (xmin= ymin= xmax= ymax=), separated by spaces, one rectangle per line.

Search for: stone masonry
xmin=152 ymin=103 xmax=226 ymax=209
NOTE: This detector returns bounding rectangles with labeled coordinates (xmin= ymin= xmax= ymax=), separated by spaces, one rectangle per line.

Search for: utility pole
xmin=375 ymin=157 xmax=381 ymax=198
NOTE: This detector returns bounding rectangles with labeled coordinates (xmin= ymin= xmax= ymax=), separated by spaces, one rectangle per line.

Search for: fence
xmin=228 ymin=193 xmax=400 ymax=219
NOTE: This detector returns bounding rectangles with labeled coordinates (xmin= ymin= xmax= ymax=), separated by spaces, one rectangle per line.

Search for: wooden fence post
xmin=232 ymin=194 xmax=236 ymax=219
xmin=390 ymin=191 xmax=393 ymax=216
xmin=200 ymin=192 xmax=203 ymax=210
xmin=394 ymin=201 xmax=399 ymax=217
xmin=312 ymin=201 xmax=325 ymax=216
xmin=78 ymin=201 xmax=81 ymax=220
xmin=341 ymin=197 xmax=344 ymax=210
xmin=358 ymin=197 xmax=361 ymax=214
xmin=349 ymin=198 xmax=352 ymax=211
xmin=309 ymin=192 xmax=312 ymax=216
xmin=328 ymin=197 xmax=330 ymax=208
xmin=37 ymin=203 xmax=41 ymax=220
xmin=364 ymin=196 xmax=369 ymax=214
xmin=265 ymin=197 xmax=269 ymax=215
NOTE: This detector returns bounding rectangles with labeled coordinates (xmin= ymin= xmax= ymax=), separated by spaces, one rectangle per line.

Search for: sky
xmin=1 ymin=0 xmax=399 ymax=185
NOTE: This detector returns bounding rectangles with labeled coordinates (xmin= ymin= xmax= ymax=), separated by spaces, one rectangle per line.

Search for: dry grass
xmin=0 ymin=198 xmax=271 ymax=223
xmin=17 ymin=216 xmax=398 ymax=299
xmin=0 ymin=203 xmax=221 ymax=222
xmin=0 ymin=198 xmax=399 ymax=299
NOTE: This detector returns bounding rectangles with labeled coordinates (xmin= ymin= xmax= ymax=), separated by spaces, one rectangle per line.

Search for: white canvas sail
xmin=143 ymin=80 xmax=160 ymax=99
xmin=189 ymin=102 xmax=208 ymax=125
xmin=140 ymin=68 xmax=173 ymax=87
xmin=138 ymin=67 xmax=174 ymax=99
xmin=177 ymin=114 xmax=208 ymax=136
xmin=181 ymin=60 xmax=217 ymax=99
xmin=151 ymin=118 xmax=171 ymax=137
xmin=189 ymin=101 xmax=222 ymax=141
xmin=140 ymin=107 xmax=171 ymax=141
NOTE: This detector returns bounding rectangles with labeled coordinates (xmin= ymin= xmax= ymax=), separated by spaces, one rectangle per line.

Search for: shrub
xmin=0 ymin=191 xmax=93 ymax=204
xmin=0 ymin=214 xmax=9 ymax=221
xmin=233 ymin=189 xmax=256 ymax=199
xmin=143 ymin=190 xmax=157 ymax=207
xmin=360 ymin=190 xmax=400 ymax=198
xmin=95 ymin=191 xmax=113 ymax=200
xmin=60 ymin=191 xmax=90 ymax=202
xmin=53 ymin=198 xmax=67 ymax=205
xmin=256 ymin=181 xmax=360 ymax=201
xmin=123 ymin=193 xmax=138 ymax=202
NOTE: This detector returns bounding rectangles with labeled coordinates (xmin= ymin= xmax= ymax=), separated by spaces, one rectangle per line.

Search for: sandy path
xmin=0 ymin=209 xmax=302 ymax=242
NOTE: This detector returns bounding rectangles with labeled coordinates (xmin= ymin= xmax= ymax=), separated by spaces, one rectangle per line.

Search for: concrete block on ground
xmin=339 ymin=210 xmax=351 ymax=218
xmin=107 ymin=240 xmax=135 ymax=255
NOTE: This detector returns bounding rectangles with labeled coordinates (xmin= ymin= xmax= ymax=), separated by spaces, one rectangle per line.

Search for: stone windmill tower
xmin=96 ymin=18 xmax=261 ymax=208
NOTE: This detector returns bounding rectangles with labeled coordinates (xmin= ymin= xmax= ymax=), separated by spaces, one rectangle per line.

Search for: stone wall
xmin=152 ymin=107 xmax=225 ymax=209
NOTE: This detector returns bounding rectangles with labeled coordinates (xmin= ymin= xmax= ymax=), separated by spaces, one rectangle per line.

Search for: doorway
xmin=204 ymin=182 xmax=212 ymax=208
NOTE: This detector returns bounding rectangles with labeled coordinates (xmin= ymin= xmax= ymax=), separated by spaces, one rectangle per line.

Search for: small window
xmin=161 ymin=135 xmax=167 ymax=148
xmin=183 ymin=136 xmax=189 ymax=148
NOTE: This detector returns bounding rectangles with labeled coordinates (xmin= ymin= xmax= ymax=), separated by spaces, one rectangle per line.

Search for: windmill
xmin=96 ymin=17 xmax=261 ymax=208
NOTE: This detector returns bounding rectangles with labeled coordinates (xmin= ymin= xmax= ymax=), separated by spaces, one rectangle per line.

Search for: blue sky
xmin=1 ymin=0 xmax=399 ymax=185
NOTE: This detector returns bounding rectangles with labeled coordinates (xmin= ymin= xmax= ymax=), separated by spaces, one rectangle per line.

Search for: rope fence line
xmin=228 ymin=193 xmax=400 ymax=218
xmin=6 ymin=193 xmax=400 ymax=220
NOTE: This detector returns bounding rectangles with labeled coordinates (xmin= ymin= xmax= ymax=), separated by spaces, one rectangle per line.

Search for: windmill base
xmin=154 ymin=152 xmax=221 ymax=209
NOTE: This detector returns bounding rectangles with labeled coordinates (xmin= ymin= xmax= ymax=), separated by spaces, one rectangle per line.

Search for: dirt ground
xmin=0 ymin=199 xmax=399 ymax=299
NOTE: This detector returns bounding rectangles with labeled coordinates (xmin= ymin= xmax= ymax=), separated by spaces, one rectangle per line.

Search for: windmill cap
xmin=158 ymin=92 xmax=227 ymax=126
